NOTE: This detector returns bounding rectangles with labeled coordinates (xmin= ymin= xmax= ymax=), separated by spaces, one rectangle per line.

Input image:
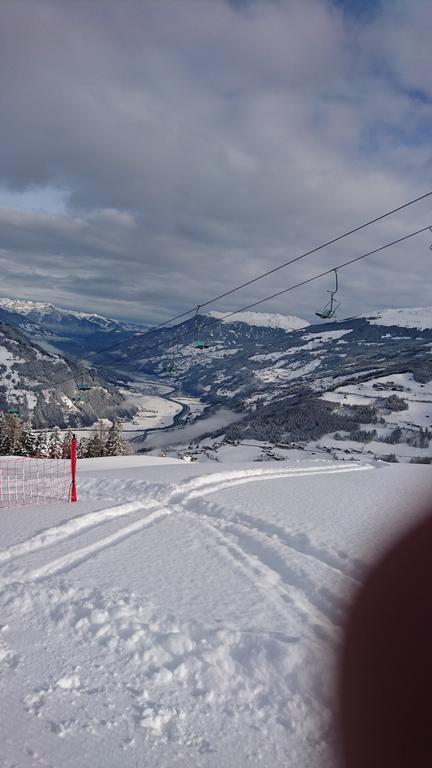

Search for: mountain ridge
xmin=1 ymin=297 xmax=431 ymax=444
xmin=0 ymin=321 xmax=137 ymax=428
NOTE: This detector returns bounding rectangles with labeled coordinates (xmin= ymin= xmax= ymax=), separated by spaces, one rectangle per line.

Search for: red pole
xmin=70 ymin=434 xmax=78 ymax=502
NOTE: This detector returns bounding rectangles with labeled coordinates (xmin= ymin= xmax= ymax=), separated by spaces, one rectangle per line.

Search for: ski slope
xmin=0 ymin=456 xmax=431 ymax=767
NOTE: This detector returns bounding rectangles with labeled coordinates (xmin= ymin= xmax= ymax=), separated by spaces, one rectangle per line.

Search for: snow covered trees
xmin=105 ymin=421 xmax=130 ymax=456
xmin=83 ymin=420 xmax=130 ymax=457
xmin=17 ymin=420 xmax=37 ymax=456
xmin=48 ymin=426 xmax=64 ymax=459
xmin=0 ymin=415 xmax=131 ymax=457
xmin=0 ymin=416 xmax=52 ymax=457
xmin=0 ymin=414 xmax=25 ymax=455
xmin=85 ymin=420 xmax=108 ymax=458
xmin=0 ymin=405 xmax=131 ymax=459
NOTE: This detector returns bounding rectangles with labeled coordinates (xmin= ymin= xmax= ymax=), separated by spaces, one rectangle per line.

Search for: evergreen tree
xmin=105 ymin=421 xmax=130 ymax=456
xmin=86 ymin=420 xmax=107 ymax=457
xmin=18 ymin=420 xmax=37 ymax=456
xmin=0 ymin=414 xmax=22 ymax=455
xmin=63 ymin=429 xmax=74 ymax=459
xmin=0 ymin=413 xmax=5 ymax=455
xmin=34 ymin=431 xmax=49 ymax=458
xmin=48 ymin=426 xmax=64 ymax=458
xmin=77 ymin=437 xmax=89 ymax=459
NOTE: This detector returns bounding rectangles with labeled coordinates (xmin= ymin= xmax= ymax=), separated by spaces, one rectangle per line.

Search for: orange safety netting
xmin=0 ymin=457 xmax=70 ymax=508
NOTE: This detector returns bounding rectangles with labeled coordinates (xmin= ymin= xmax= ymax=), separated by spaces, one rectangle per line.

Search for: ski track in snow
xmin=169 ymin=462 xmax=371 ymax=501
xmin=0 ymin=464 xmax=372 ymax=590
xmin=0 ymin=463 xmax=370 ymax=690
xmin=186 ymin=502 xmax=366 ymax=583
xmin=0 ymin=461 xmax=379 ymax=766
xmin=0 ymin=497 xmax=159 ymax=566
xmin=179 ymin=511 xmax=336 ymax=644
xmin=177 ymin=502 xmax=356 ymax=639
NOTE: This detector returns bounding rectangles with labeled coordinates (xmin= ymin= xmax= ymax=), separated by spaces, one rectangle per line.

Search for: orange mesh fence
xmin=0 ymin=457 xmax=70 ymax=508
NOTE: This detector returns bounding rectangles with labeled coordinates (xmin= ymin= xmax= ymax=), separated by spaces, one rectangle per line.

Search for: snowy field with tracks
xmin=1 ymin=456 xmax=432 ymax=767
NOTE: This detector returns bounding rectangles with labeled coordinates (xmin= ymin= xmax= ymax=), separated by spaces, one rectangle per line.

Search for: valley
xmin=1 ymin=298 xmax=431 ymax=464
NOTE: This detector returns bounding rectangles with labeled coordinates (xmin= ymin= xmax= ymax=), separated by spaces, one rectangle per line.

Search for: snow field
xmin=367 ymin=307 xmax=432 ymax=329
xmin=318 ymin=372 xmax=432 ymax=460
xmin=1 ymin=459 xmax=432 ymax=766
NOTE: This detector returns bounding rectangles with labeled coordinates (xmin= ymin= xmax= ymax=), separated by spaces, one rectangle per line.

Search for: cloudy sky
xmin=0 ymin=0 xmax=431 ymax=324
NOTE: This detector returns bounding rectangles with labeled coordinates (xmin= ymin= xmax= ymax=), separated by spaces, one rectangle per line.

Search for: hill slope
xmin=0 ymin=322 xmax=136 ymax=428
xmin=0 ymin=297 xmax=143 ymax=358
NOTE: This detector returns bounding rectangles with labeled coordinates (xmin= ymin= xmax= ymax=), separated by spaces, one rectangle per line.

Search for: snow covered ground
xmin=366 ymin=306 xmax=432 ymax=330
xmin=1 ymin=456 xmax=432 ymax=767
xmin=118 ymin=380 xmax=184 ymax=432
xmin=318 ymin=372 xmax=432 ymax=461
xmin=117 ymin=379 xmax=207 ymax=434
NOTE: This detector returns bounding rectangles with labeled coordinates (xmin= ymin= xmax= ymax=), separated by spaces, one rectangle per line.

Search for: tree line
xmin=0 ymin=414 xmax=130 ymax=458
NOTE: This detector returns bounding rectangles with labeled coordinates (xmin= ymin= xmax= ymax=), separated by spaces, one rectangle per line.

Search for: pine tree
xmin=77 ymin=437 xmax=88 ymax=459
xmin=34 ymin=431 xmax=49 ymax=458
xmin=18 ymin=420 xmax=37 ymax=457
xmin=0 ymin=414 xmax=22 ymax=455
xmin=86 ymin=420 xmax=107 ymax=457
xmin=63 ymin=429 xmax=75 ymax=459
xmin=105 ymin=421 xmax=130 ymax=456
xmin=48 ymin=426 xmax=64 ymax=458
xmin=0 ymin=413 xmax=6 ymax=455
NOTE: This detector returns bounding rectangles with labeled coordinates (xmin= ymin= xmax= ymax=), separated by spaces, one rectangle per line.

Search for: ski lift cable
xmin=117 ymin=223 xmax=431 ymax=366
xmin=192 ymin=192 xmax=432 ymax=309
xmin=55 ymin=222 xmax=431 ymax=379
xmin=45 ymin=221 xmax=431 ymax=391
xmin=18 ymin=220 xmax=432 ymax=408
xmin=215 ymin=223 xmax=431 ymax=322
xmin=73 ymin=190 xmax=432 ymax=364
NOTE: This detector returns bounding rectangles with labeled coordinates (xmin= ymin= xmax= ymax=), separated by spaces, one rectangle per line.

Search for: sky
xmin=0 ymin=0 xmax=431 ymax=324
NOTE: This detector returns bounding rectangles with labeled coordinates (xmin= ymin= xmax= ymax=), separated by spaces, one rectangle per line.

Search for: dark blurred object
xmin=339 ymin=510 xmax=432 ymax=768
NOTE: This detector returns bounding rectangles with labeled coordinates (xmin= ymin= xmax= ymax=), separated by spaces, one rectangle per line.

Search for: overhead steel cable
xmin=191 ymin=191 xmax=432 ymax=309
xmin=79 ymin=190 xmax=432 ymax=364
xmin=105 ymin=223 xmax=431 ymax=367
xmin=46 ymin=222 xmax=430 ymax=387
xmin=32 ymin=218 xmax=431 ymax=434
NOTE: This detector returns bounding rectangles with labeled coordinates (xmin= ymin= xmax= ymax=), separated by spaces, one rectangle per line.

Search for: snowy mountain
xmin=0 ymin=322 xmax=137 ymax=428
xmin=110 ymin=308 xmax=432 ymax=407
xmin=104 ymin=307 xmax=432 ymax=457
xmin=208 ymin=310 xmax=307 ymax=331
xmin=2 ymin=297 xmax=431 ymax=451
xmin=0 ymin=297 xmax=144 ymax=359
xmin=366 ymin=306 xmax=432 ymax=330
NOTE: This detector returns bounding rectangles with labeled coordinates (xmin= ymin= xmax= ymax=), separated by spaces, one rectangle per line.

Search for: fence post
xmin=70 ymin=434 xmax=78 ymax=502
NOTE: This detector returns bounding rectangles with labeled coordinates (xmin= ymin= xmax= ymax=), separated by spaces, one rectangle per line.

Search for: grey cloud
xmin=0 ymin=0 xmax=431 ymax=323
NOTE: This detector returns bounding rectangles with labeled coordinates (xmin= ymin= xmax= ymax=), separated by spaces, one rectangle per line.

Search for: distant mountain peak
xmin=0 ymin=296 xmax=122 ymax=326
xmin=207 ymin=310 xmax=308 ymax=332
xmin=366 ymin=307 xmax=432 ymax=330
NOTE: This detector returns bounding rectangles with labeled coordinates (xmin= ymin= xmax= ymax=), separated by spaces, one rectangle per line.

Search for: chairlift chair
xmin=192 ymin=306 xmax=209 ymax=349
xmin=316 ymin=269 xmax=341 ymax=320
xmin=72 ymin=375 xmax=92 ymax=404
xmin=76 ymin=374 xmax=92 ymax=393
